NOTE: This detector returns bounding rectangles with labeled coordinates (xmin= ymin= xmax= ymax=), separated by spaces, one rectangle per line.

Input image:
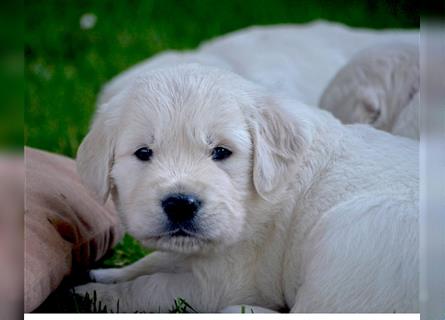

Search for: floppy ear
xmin=248 ymin=96 xmax=311 ymax=202
xmin=76 ymin=111 xmax=115 ymax=204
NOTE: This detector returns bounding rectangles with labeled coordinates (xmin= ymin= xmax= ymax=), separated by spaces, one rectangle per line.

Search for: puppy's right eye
xmin=212 ymin=146 xmax=232 ymax=161
xmin=134 ymin=147 xmax=153 ymax=161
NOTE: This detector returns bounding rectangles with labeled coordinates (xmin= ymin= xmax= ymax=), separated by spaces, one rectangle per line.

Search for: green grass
xmin=0 ymin=2 xmax=23 ymax=150
xmin=25 ymin=0 xmax=418 ymax=312
xmin=36 ymin=289 xmax=198 ymax=313
xmin=101 ymin=234 xmax=151 ymax=268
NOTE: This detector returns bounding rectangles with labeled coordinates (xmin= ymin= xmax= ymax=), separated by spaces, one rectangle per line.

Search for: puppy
xmin=319 ymin=43 xmax=419 ymax=139
xmin=75 ymin=64 xmax=418 ymax=313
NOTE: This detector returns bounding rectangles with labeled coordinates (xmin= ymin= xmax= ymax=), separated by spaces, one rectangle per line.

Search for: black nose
xmin=161 ymin=193 xmax=201 ymax=224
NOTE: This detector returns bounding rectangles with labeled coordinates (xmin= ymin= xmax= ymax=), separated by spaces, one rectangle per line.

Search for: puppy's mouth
xmin=167 ymin=222 xmax=201 ymax=237
xmin=141 ymin=228 xmax=212 ymax=254
xmin=170 ymin=229 xmax=193 ymax=237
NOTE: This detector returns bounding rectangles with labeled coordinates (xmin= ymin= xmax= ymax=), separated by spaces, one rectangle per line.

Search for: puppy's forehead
xmin=121 ymin=66 xmax=251 ymax=144
xmin=134 ymin=67 xmax=241 ymax=110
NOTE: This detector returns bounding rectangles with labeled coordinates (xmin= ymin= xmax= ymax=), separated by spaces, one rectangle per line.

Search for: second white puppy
xmin=319 ymin=43 xmax=419 ymax=139
xmin=75 ymin=64 xmax=418 ymax=313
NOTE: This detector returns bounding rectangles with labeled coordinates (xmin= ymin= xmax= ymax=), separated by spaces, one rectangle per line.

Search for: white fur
xmin=75 ymin=64 xmax=418 ymax=313
xmin=319 ymin=43 xmax=419 ymax=139
xmin=392 ymin=91 xmax=419 ymax=139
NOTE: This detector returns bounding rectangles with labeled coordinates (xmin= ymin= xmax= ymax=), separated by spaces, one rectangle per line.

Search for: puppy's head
xmin=319 ymin=43 xmax=419 ymax=132
xmin=77 ymin=64 xmax=307 ymax=254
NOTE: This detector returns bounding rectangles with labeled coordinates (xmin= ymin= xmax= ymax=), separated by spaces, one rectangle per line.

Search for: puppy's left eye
xmin=211 ymin=147 xmax=232 ymax=161
xmin=134 ymin=147 xmax=153 ymax=161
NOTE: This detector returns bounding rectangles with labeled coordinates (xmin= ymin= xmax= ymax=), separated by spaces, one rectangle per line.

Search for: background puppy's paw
xmin=89 ymin=268 xmax=124 ymax=284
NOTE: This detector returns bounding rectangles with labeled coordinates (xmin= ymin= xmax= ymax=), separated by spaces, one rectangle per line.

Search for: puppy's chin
xmin=141 ymin=235 xmax=214 ymax=254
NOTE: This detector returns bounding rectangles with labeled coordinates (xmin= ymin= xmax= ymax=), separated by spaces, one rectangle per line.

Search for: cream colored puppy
xmin=75 ymin=64 xmax=418 ymax=313
xmin=319 ymin=43 xmax=419 ymax=139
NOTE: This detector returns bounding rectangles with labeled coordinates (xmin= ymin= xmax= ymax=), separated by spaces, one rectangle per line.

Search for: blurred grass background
xmin=0 ymin=2 xmax=23 ymax=151
xmin=25 ymin=0 xmax=418 ymax=311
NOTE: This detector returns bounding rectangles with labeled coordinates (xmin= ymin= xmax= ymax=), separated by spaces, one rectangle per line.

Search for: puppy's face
xmin=320 ymin=84 xmax=385 ymax=127
xmin=319 ymin=44 xmax=419 ymax=132
xmin=112 ymin=76 xmax=252 ymax=253
xmin=77 ymin=65 xmax=306 ymax=254
xmin=319 ymin=61 xmax=387 ymax=129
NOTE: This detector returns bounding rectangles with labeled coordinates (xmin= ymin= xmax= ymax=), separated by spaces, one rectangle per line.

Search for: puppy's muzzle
xmin=161 ymin=193 xmax=202 ymax=229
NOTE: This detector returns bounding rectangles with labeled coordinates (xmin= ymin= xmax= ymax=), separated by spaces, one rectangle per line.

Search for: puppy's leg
xmin=75 ymin=272 xmax=223 ymax=313
xmin=90 ymin=252 xmax=187 ymax=284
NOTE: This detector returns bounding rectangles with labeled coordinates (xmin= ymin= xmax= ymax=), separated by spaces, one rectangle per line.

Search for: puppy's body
xmin=76 ymin=64 xmax=418 ymax=313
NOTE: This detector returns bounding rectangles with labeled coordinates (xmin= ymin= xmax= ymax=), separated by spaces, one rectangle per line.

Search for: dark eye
xmin=134 ymin=147 xmax=153 ymax=161
xmin=211 ymin=147 xmax=232 ymax=161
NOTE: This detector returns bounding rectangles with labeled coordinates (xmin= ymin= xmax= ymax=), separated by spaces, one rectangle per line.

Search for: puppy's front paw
xmin=89 ymin=268 xmax=124 ymax=284
xmin=73 ymin=282 xmax=120 ymax=312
